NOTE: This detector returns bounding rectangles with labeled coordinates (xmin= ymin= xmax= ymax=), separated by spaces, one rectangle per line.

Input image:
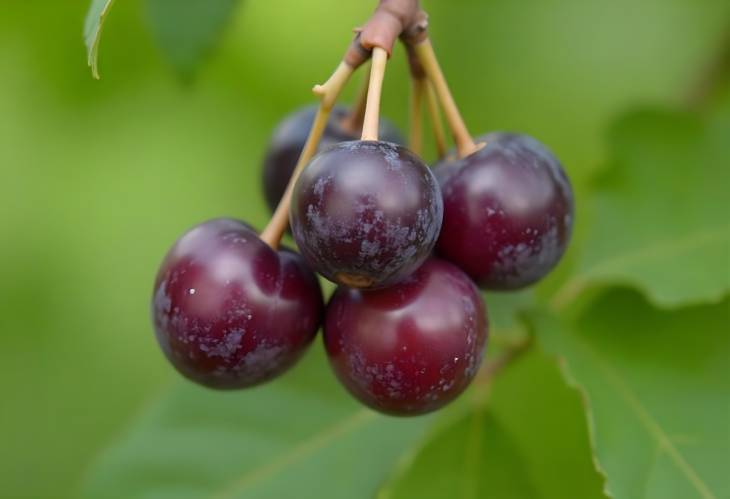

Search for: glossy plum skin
xmin=435 ymin=133 xmax=574 ymax=290
xmin=152 ymin=218 xmax=323 ymax=389
xmin=262 ymin=105 xmax=403 ymax=212
xmin=291 ymin=140 xmax=443 ymax=289
xmin=324 ymin=258 xmax=488 ymax=416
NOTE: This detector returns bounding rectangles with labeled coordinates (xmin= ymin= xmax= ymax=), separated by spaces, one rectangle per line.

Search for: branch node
xmin=358 ymin=0 xmax=421 ymax=55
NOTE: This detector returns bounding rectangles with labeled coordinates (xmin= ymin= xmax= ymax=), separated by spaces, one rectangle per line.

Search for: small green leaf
xmin=83 ymin=0 xmax=116 ymax=79
xmin=538 ymin=290 xmax=730 ymax=499
xmin=145 ymin=0 xmax=240 ymax=79
xmin=553 ymin=103 xmax=730 ymax=308
xmin=379 ymin=410 xmax=538 ymax=499
xmin=83 ymin=348 xmax=433 ymax=499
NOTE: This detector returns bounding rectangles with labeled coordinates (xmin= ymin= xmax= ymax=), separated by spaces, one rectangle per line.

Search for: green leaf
xmin=83 ymin=348 xmax=433 ymax=499
xmin=381 ymin=348 xmax=607 ymax=499
xmin=489 ymin=348 xmax=608 ymax=499
xmin=538 ymin=289 xmax=730 ymax=499
xmin=552 ymin=104 xmax=730 ymax=308
xmin=379 ymin=409 xmax=538 ymax=499
xmin=83 ymin=0 xmax=116 ymax=79
xmin=145 ymin=0 xmax=240 ymax=79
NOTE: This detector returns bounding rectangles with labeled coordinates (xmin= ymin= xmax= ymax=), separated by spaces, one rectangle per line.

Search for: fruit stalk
xmin=479 ymin=336 xmax=532 ymax=383
xmin=471 ymin=335 xmax=532 ymax=405
xmin=403 ymin=41 xmax=426 ymax=154
xmin=259 ymin=61 xmax=354 ymax=248
xmin=361 ymin=47 xmax=389 ymax=141
xmin=404 ymin=38 xmax=448 ymax=158
xmin=413 ymin=38 xmax=480 ymax=158
xmin=340 ymin=63 xmax=371 ymax=135
xmin=425 ymin=80 xmax=448 ymax=158
xmin=404 ymin=38 xmax=449 ymax=159
xmin=684 ymin=27 xmax=730 ymax=109
xmin=409 ymin=75 xmax=425 ymax=154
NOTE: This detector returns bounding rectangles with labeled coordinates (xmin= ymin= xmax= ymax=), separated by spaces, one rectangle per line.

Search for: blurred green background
xmin=0 ymin=1 xmax=727 ymax=497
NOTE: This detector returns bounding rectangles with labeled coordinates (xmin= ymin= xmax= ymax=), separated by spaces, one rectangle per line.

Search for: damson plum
xmin=152 ymin=218 xmax=323 ymax=389
xmin=262 ymin=105 xmax=403 ymax=212
xmin=290 ymin=140 xmax=443 ymax=289
xmin=435 ymin=132 xmax=574 ymax=290
xmin=324 ymin=258 xmax=488 ymax=416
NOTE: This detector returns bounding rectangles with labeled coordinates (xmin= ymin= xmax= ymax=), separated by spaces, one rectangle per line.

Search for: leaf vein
xmin=210 ymin=409 xmax=376 ymax=499
xmin=579 ymin=339 xmax=717 ymax=499
xmin=552 ymin=226 xmax=729 ymax=309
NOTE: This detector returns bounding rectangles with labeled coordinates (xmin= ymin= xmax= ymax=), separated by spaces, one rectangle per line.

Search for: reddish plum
xmin=291 ymin=140 xmax=443 ymax=289
xmin=152 ymin=218 xmax=323 ymax=389
xmin=262 ymin=105 xmax=403 ymax=212
xmin=324 ymin=258 xmax=488 ymax=416
xmin=435 ymin=132 xmax=574 ymax=289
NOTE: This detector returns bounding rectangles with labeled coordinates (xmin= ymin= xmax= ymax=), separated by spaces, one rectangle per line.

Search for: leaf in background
xmin=552 ymin=103 xmax=730 ymax=308
xmin=538 ymin=289 xmax=730 ymax=499
xmin=379 ymin=410 xmax=538 ymax=499
xmin=489 ymin=348 xmax=608 ymax=499
xmin=145 ymin=0 xmax=240 ymax=79
xmin=83 ymin=348 xmax=433 ymax=499
xmin=381 ymin=348 xmax=607 ymax=499
xmin=83 ymin=0 xmax=116 ymax=79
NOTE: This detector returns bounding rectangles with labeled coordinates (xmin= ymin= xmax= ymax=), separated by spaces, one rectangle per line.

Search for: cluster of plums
xmin=152 ymin=104 xmax=574 ymax=416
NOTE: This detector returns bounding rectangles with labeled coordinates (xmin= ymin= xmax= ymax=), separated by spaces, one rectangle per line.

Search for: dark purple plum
xmin=152 ymin=218 xmax=323 ymax=389
xmin=262 ymin=105 xmax=403 ymax=212
xmin=290 ymin=140 xmax=443 ymax=289
xmin=435 ymin=132 xmax=574 ymax=290
xmin=324 ymin=258 xmax=488 ymax=416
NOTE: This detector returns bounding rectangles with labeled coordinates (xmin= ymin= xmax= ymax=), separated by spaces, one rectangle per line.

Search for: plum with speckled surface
xmin=152 ymin=218 xmax=323 ymax=389
xmin=291 ymin=140 xmax=443 ymax=289
xmin=261 ymin=105 xmax=403 ymax=212
xmin=324 ymin=258 xmax=488 ymax=416
xmin=435 ymin=132 xmax=574 ymax=290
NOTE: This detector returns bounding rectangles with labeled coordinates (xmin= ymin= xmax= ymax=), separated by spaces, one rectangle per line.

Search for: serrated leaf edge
xmin=376 ymin=398 xmax=481 ymax=499
xmin=548 ymin=333 xmax=718 ymax=499
xmin=551 ymin=353 xmax=613 ymax=498
xmin=551 ymin=225 xmax=730 ymax=310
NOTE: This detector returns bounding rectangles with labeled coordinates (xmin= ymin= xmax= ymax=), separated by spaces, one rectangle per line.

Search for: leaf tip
xmin=84 ymin=0 xmax=116 ymax=80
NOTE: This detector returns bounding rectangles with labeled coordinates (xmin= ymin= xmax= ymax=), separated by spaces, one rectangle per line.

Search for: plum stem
xmin=340 ymin=63 xmax=371 ymax=135
xmin=260 ymin=61 xmax=355 ymax=249
xmin=361 ymin=47 xmax=389 ymax=141
xmin=404 ymin=38 xmax=447 ymax=158
xmin=684 ymin=28 xmax=730 ymax=110
xmin=426 ymin=80 xmax=448 ymax=158
xmin=481 ymin=335 xmax=533 ymax=381
xmin=471 ymin=334 xmax=533 ymax=406
xmin=403 ymin=40 xmax=425 ymax=154
xmin=414 ymin=38 xmax=481 ymax=159
xmin=409 ymin=75 xmax=425 ymax=154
